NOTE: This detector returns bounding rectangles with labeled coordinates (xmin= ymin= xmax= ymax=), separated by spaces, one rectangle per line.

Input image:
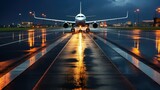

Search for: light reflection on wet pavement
xmin=35 ymin=33 xmax=133 ymax=90
xmin=95 ymin=29 xmax=160 ymax=68
xmin=0 ymin=32 xmax=70 ymax=90
xmin=1 ymin=28 xmax=160 ymax=89
xmin=0 ymin=29 xmax=63 ymax=75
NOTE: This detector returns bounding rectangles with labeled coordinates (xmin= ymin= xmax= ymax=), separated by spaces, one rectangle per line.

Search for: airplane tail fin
xmin=80 ymin=2 xmax=82 ymax=14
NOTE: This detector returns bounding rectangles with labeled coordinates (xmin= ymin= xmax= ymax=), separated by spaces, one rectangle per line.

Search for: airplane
xmin=33 ymin=2 xmax=128 ymax=32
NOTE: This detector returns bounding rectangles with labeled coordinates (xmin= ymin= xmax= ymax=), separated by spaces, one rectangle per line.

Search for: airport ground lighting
xmin=155 ymin=7 xmax=160 ymax=18
xmin=156 ymin=7 xmax=160 ymax=13
xmin=42 ymin=13 xmax=46 ymax=17
xmin=29 ymin=11 xmax=32 ymax=15
xmin=136 ymin=9 xmax=140 ymax=12
xmin=19 ymin=13 xmax=21 ymax=16
xmin=29 ymin=11 xmax=35 ymax=16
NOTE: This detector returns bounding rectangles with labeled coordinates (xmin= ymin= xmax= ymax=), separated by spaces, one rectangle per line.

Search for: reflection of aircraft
xmin=33 ymin=2 xmax=128 ymax=32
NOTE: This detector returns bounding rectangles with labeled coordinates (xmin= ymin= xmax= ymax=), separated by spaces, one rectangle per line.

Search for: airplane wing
xmin=86 ymin=11 xmax=128 ymax=23
xmin=33 ymin=12 xmax=75 ymax=24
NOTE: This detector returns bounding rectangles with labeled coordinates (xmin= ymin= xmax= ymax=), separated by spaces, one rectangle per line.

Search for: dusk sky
xmin=0 ymin=0 xmax=160 ymax=24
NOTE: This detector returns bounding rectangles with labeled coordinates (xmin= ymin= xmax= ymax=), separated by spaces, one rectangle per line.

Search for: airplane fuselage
xmin=75 ymin=13 xmax=86 ymax=27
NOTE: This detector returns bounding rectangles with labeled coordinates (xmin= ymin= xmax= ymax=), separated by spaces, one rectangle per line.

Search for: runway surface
xmin=1 ymin=28 xmax=160 ymax=90
xmin=0 ymin=29 xmax=63 ymax=75
xmin=95 ymin=28 xmax=160 ymax=67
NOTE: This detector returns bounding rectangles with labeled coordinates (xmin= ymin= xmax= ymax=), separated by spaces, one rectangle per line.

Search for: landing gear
xmin=71 ymin=27 xmax=75 ymax=32
xmin=79 ymin=29 xmax=82 ymax=32
xmin=86 ymin=28 xmax=90 ymax=33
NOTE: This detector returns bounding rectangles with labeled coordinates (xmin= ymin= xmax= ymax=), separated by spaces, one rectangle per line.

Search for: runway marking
xmin=0 ymin=32 xmax=54 ymax=47
xmin=33 ymin=33 xmax=134 ymax=90
xmin=33 ymin=33 xmax=72 ymax=90
xmin=88 ymin=34 xmax=135 ymax=88
xmin=94 ymin=34 xmax=160 ymax=85
xmin=0 ymin=34 xmax=71 ymax=90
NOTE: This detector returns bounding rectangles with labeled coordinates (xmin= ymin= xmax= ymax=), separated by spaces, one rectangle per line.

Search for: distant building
xmin=113 ymin=23 xmax=123 ymax=27
xmin=124 ymin=21 xmax=132 ymax=27
xmin=142 ymin=20 xmax=154 ymax=27
xmin=100 ymin=22 xmax=107 ymax=27
xmin=154 ymin=18 xmax=160 ymax=27
xmin=126 ymin=21 xmax=132 ymax=25
xmin=20 ymin=22 xmax=33 ymax=27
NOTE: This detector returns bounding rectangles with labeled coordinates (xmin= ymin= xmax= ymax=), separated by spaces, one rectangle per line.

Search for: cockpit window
xmin=77 ymin=16 xmax=84 ymax=17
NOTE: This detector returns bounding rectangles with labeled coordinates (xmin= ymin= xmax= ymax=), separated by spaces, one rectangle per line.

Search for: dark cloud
xmin=0 ymin=0 xmax=160 ymax=24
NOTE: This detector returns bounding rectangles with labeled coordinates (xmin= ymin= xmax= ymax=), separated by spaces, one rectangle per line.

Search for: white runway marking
xmin=94 ymin=34 xmax=160 ymax=85
xmin=0 ymin=34 xmax=71 ymax=89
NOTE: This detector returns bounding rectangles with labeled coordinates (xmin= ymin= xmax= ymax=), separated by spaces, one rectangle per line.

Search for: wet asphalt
xmin=34 ymin=33 xmax=133 ymax=90
xmin=1 ymin=28 xmax=160 ymax=90
xmin=0 ymin=29 xmax=63 ymax=76
xmin=94 ymin=28 xmax=160 ymax=68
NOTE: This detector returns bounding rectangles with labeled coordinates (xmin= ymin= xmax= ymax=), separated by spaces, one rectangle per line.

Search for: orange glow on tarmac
xmin=131 ymin=31 xmax=141 ymax=56
xmin=28 ymin=30 xmax=35 ymax=48
xmin=0 ymin=73 xmax=11 ymax=89
xmin=41 ymin=29 xmax=46 ymax=47
xmin=71 ymin=33 xmax=87 ymax=89
xmin=155 ymin=31 xmax=160 ymax=61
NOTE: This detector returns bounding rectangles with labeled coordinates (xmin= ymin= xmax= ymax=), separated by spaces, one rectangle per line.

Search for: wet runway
xmin=33 ymin=33 xmax=133 ymax=90
xmin=95 ymin=28 xmax=160 ymax=68
xmin=0 ymin=29 xmax=64 ymax=75
xmin=1 ymin=28 xmax=160 ymax=90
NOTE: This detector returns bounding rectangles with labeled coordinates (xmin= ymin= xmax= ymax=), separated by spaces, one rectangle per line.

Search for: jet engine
xmin=93 ymin=23 xmax=98 ymax=28
xmin=63 ymin=23 xmax=69 ymax=28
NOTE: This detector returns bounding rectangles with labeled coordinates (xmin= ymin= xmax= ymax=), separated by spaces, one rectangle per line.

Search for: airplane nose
xmin=77 ymin=18 xmax=85 ymax=21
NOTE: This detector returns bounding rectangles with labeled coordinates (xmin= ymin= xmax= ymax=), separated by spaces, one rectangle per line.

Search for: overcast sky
xmin=0 ymin=0 xmax=160 ymax=24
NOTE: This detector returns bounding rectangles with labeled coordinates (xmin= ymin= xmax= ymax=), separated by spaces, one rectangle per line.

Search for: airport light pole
xmin=134 ymin=9 xmax=140 ymax=26
xmin=29 ymin=11 xmax=35 ymax=27
xmin=156 ymin=8 xmax=160 ymax=17
xmin=42 ymin=13 xmax=46 ymax=17
xmin=18 ymin=13 xmax=22 ymax=26
xmin=29 ymin=11 xmax=33 ymax=22
xmin=42 ymin=13 xmax=46 ymax=27
xmin=137 ymin=9 xmax=140 ymax=26
xmin=134 ymin=10 xmax=137 ymax=26
xmin=154 ymin=8 xmax=160 ymax=27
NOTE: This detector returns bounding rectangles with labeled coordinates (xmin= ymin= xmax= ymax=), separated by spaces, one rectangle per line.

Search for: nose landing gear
xmin=79 ymin=29 xmax=82 ymax=32
xmin=71 ymin=27 xmax=90 ymax=33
